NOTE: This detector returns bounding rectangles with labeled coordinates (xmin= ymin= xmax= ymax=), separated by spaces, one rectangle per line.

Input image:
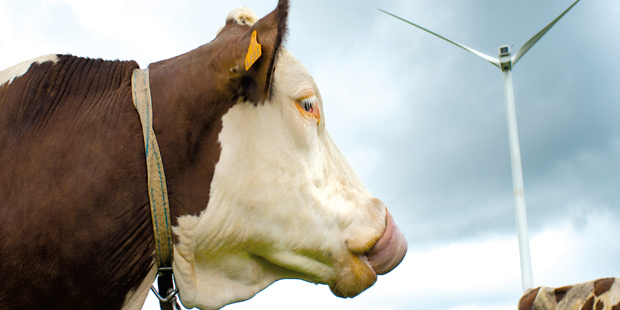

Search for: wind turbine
xmin=380 ymin=0 xmax=581 ymax=292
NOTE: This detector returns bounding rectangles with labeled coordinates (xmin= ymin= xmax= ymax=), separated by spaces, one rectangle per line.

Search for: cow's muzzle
xmin=330 ymin=210 xmax=407 ymax=298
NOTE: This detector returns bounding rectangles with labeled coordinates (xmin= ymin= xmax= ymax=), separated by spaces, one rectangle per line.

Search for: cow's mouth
xmin=329 ymin=211 xmax=408 ymax=298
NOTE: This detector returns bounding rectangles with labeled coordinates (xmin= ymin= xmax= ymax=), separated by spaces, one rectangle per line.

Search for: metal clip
xmin=150 ymin=286 xmax=179 ymax=303
xmin=152 ymin=267 xmax=181 ymax=310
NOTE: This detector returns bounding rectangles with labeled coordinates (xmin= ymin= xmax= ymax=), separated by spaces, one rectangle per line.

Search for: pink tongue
xmin=366 ymin=211 xmax=408 ymax=275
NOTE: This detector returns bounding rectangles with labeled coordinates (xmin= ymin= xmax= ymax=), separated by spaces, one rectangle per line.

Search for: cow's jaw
xmin=172 ymin=50 xmax=405 ymax=310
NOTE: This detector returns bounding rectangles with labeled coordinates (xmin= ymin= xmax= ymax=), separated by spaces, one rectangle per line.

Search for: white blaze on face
xmin=172 ymin=49 xmax=390 ymax=310
xmin=0 ymin=54 xmax=58 ymax=88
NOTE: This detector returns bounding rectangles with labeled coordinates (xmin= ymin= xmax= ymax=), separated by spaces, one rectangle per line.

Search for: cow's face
xmin=171 ymin=4 xmax=407 ymax=310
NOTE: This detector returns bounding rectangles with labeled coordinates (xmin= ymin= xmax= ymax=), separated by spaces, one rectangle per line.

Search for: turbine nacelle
xmin=499 ymin=45 xmax=512 ymax=71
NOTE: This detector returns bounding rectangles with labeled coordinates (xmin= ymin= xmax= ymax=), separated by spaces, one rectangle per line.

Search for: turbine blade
xmin=512 ymin=0 xmax=581 ymax=66
xmin=379 ymin=9 xmax=500 ymax=68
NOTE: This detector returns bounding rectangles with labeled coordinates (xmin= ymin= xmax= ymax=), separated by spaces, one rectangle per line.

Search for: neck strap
xmin=131 ymin=68 xmax=179 ymax=310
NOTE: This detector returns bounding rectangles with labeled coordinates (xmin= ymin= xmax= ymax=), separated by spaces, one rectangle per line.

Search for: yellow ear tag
xmin=245 ymin=30 xmax=262 ymax=71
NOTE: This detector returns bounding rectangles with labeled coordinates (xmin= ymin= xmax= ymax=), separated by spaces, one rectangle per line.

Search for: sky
xmin=1 ymin=0 xmax=619 ymax=309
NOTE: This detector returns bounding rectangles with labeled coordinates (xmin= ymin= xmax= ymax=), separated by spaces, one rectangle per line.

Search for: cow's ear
xmin=235 ymin=0 xmax=289 ymax=103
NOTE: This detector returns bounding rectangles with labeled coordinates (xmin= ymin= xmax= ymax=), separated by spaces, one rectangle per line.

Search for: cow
xmin=518 ymin=278 xmax=620 ymax=310
xmin=0 ymin=1 xmax=407 ymax=310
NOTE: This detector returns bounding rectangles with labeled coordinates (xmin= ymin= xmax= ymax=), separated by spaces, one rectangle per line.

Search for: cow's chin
xmin=328 ymin=253 xmax=378 ymax=298
xmin=257 ymin=248 xmax=380 ymax=299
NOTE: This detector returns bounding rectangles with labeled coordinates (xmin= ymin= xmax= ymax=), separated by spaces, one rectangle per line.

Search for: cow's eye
xmin=296 ymin=96 xmax=321 ymax=125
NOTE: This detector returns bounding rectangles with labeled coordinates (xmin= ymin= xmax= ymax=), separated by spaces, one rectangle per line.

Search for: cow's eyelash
xmin=299 ymin=96 xmax=317 ymax=112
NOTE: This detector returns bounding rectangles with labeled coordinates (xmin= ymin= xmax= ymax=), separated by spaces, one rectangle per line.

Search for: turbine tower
xmin=380 ymin=0 xmax=581 ymax=292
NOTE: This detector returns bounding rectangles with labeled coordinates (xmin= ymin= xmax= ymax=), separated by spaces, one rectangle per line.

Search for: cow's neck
xmin=147 ymin=44 xmax=235 ymax=225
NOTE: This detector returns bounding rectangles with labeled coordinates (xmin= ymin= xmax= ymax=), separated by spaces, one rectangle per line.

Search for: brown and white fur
xmin=519 ymin=278 xmax=620 ymax=310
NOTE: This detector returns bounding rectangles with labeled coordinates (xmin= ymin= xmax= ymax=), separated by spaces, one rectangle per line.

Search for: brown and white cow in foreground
xmin=519 ymin=278 xmax=620 ymax=310
xmin=0 ymin=1 xmax=407 ymax=310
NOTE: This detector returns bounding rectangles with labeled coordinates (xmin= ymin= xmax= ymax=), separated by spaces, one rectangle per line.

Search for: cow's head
xmin=170 ymin=2 xmax=407 ymax=309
